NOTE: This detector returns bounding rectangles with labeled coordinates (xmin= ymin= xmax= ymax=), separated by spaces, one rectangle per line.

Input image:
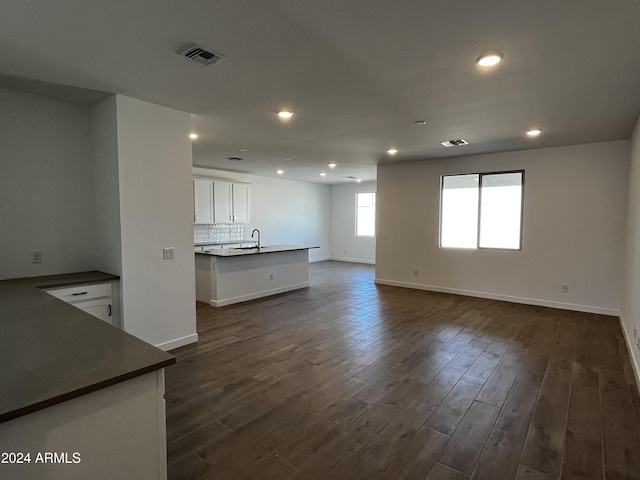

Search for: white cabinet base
xmin=195 ymin=250 xmax=310 ymax=306
xmin=0 ymin=370 xmax=167 ymax=480
xmin=45 ymin=282 xmax=113 ymax=325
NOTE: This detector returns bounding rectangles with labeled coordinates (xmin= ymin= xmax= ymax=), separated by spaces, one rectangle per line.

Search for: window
xmin=356 ymin=192 xmax=376 ymax=236
xmin=440 ymin=171 xmax=523 ymax=250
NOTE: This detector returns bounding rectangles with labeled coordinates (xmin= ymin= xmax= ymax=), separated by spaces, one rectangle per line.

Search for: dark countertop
xmin=195 ymin=244 xmax=319 ymax=257
xmin=0 ymin=271 xmax=175 ymax=423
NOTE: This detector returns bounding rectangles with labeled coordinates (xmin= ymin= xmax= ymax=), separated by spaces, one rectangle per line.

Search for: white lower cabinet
xmin=46 ymin=282 xmax=114 ymax=325
xmin=0 ymin=370 xmax=167 ymax=480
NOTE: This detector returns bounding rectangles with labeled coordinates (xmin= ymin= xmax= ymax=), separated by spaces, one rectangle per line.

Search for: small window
xmin=440 ymin=171 xmax=523 ymax=250
xmin=356 ymin=192 xmax=376 ymax=236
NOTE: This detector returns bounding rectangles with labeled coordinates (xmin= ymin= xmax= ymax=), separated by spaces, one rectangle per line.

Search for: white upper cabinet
xmin=193 ymin=177 xmax=249 ymax=224
xmin=231 ymin=182 xmax=249 ymax=223
xmin=213 ymin=180 xmax=250 ymax=223
xmin=213 ymin=180 xmax=233 ymax=223
xmin=193 ymin=178 xmax=214 ymax=224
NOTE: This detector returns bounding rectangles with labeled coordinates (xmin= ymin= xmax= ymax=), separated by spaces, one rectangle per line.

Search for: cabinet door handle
xmin=72 ymin=291 xmax=88 ymax=296
xmin=108 ymin=305 xmax=112 ymax=317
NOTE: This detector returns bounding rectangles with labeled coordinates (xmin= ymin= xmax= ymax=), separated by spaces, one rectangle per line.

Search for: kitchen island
xmin=195 ymin=244 xmax=318 ymax=306
xmin=0 ymin=272 xmax=175 ymax=480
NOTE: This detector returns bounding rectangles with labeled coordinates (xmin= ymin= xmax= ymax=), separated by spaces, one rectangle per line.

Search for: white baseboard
xmin=329 ymin=256 xmax=375 ymax=265
xmin=309 ymin=256 xmax=331 ymax=263
xmin=618 ymin=312 xmax=640 ymax=390
xmin=374 ymin=278 xmax=620 ymax=317
xmin=210 ymin=282 xmax=309 ymax=307
xmin=156 ymin=333 xmax=199 ymax=351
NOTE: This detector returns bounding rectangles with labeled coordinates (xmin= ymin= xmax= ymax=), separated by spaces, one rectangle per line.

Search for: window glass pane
xmin=356 ymin=192 xmax=375 ymax=236
xmin=440 ymin=175 xmax=479 ymax=248
xmin=479 ymin=172 xmax=522 ymax=249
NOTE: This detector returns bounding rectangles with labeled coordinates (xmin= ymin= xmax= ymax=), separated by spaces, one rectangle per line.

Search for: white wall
xmin=376 ymin=141 xmax=629 ymax=315
xmin=192 ymin=167 xmax=331 ymax=262
xmin=115 ymin=95 xmax=197 ymax=350
xmin=330 ymin=181 xmax=377 ymax=264
xmin=622 ymin=115 xmax=640 ymax=381
xmin=0 ymin=88 xmax=95 ymax=279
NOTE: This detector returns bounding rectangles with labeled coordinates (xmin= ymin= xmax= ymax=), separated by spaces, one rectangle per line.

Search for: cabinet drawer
xmin=46 ymin=282 xmax=112 ymax=303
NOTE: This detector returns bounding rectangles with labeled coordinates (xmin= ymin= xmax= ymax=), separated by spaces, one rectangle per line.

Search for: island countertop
xmin=195 ymin=244 xmax=319 ymax=257
xmin=194 ymin=239 xmax=257 ymax=247
xmin=0 ymin=271 xmax=175 ymax=423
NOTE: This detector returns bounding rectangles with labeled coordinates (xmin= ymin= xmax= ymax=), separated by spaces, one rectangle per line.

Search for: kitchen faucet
xmin=251 ymin=229 xmax=261 ymax=249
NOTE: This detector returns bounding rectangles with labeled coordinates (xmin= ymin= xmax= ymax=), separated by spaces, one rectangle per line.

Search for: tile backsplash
xmin=194 ymin=224 xmax=244 ymax=244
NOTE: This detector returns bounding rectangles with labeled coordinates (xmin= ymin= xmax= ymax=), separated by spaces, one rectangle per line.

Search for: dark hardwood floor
xmin=165 ymin=261 xmax=640 ymax=480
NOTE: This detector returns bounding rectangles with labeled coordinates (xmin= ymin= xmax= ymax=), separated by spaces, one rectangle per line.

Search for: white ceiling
xmin=2 ymin=0 xmax=639 ymax=184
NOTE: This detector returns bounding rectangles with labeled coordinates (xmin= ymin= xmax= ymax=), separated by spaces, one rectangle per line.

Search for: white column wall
xmin=115 ymin=95 xmax=197 ymax=350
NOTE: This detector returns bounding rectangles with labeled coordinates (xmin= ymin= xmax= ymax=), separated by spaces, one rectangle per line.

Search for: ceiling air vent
xmin=343 ymin=176 xmax=358 ymax=180
xmin=227 ymin=156 xmax=244 ymax=161
xmin=181 ymin=45 xmax=225 ymax=66
xmin=441 ymin=139 xmax=469 ymax=147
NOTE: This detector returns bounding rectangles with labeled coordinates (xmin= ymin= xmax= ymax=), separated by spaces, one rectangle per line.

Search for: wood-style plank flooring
xmin=165 ymin=261 xmax=640 ymax=480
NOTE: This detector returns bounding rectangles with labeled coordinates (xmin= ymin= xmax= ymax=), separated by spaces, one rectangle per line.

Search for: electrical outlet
xmin=414 ymin=270 xmax=419 ymax=276
xmin=635 ymin=326 xmax=638 ymax=339
xmin=162 ymin=247 xmax=175 ymax=260
xmin=269 ymin=274 xmax=274 ymax=281
xmin=561 ymin=285 xmax=569 ymax=293
xmin=31 ymin=250 xmax=42 ymax=264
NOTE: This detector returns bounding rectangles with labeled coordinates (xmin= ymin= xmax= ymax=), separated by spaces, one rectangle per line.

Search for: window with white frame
xmin=356 ymin=192 xmax=376 ymax=236
xmin=440 ymin=171 xmax=524 ymax=250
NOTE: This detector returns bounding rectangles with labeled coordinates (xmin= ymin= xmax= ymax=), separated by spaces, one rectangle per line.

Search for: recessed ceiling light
xmin=239 ymin=148 xmax=248 ymax=152
xmin=526 ymin=129 xmax=542 ymax=137
xmin=356 ymin=179 xmax=363 ymax=183
xmin=328 ymin=163 xmax=337 ymax=168
xmin=276 ymin=169 xmax=284 ymax=175
xmin=189 ymin=133 xmax=198 ymax=140
xmin=278 ymin=110 xmax=293 ymax=119
xmin=284 ymin=156 xmax=292 ymax=161
xmin=476 ymin=52 xmax=503 ymax=67
xmin=414 ymin=120 xmax=428 ymax=125
xmin=320 ymin=172 xmax=327 ymax=177
xmin=387 ymin=148 xmax=398 ymax=155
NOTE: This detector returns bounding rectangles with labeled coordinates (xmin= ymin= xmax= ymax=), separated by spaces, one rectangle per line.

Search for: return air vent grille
xmin=181 ymin=45 xmax=225 ymax=66
xmin=441 ymin=139 xmax=469 ymax=147
xmin=227 ymin=157 xmax=244 ymax=161
xmin=343 ymin=176 xmax=358 ymax=180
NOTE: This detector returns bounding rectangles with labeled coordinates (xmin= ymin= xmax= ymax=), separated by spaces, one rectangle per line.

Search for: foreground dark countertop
xmin=0 ymin=271 xmax=175 ymax=423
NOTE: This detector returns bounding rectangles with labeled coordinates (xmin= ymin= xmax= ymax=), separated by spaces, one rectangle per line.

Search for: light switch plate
xmin=163 ymin=247 xmax=175 ymax=260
